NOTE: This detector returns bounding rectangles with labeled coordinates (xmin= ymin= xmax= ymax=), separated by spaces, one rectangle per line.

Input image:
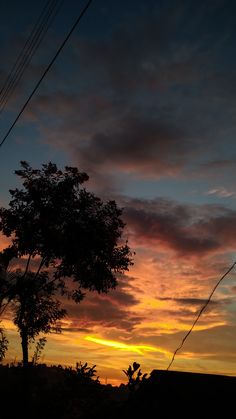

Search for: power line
xmin=0 ymin=0 xmax=63 ymax=116
xmin=0 ymin=0 xmax=53 ymax=103
xmin=0 ymin=0 xmax=93 ymax=148
xmin=166 ymin=260 xmax=236 ymax=371
xmin=0 ymin=0 xmax=52 ymax=99
xmin=0 ymin=0 xmax=62 ymax=112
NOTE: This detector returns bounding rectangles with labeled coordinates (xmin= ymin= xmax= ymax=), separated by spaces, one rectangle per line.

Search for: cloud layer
xmin=123 ymin=197 xmax=236 ymax=256
xmin=1 ymin=0 xmax=236 ymax=382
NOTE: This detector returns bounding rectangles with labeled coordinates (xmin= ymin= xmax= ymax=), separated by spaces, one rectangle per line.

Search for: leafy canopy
xmin=11 ymin=270 xmax=66 ymax=341
xmin=0 ymin=161 xmax=133 ymax=299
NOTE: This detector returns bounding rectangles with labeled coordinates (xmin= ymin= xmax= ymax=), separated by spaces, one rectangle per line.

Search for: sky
xmin=1 ymin=0 xmax=236 ymax=385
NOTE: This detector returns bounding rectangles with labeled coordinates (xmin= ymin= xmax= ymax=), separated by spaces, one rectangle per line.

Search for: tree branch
xmin=21 ymin=254 xmax=32 ymax=279
xmin=0 ymin=300 xmax=11 ymax=317
xmin=34 ymin=256 xmax=46 ymax=280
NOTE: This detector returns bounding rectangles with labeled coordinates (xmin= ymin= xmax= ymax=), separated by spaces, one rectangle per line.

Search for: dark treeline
xmin=1 ymin=363 xmax=235 ymax=419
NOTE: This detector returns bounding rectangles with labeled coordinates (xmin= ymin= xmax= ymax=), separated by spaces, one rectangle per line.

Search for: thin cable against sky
xmin=166 ymin=260 xmax=236 ymax=371
xmin=0 ymin=0 xmax=63 ymax=116
xmin=0 ymin=0 xmax=93 ymax=148
xmin=0 ymin=0 xmax=52 ymax=99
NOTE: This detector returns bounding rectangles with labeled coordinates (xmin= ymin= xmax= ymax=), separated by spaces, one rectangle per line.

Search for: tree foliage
xmin=32 ymin=337 xmax=47 ymax=365
xmin=12 ymin=270 xmax=66 ymax=339
xmin=0 ymin=161 xmax=133 ymax=297
xmin=10 ymin=270 xmax=66 ymax=366
xmin=0 ymin=326 xmax=8 ymax=361
xmin=123 ymin=362 xmax=148 ymax=391
xmin=0 ymin=161 xmax=133 ymax=365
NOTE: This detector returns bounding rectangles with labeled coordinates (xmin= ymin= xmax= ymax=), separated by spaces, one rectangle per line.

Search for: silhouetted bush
xmin=0 ymin=364 xmax=235 ymax=419
xmin=123 ymin=362 xmax=148 ymax=391
xmin=75 ymin=361 xmax=100 ymax=384
xmin=0 ymin=327 xmax=8 ymax=361
xmin=31 ymin=337 xmax=47 ymax=365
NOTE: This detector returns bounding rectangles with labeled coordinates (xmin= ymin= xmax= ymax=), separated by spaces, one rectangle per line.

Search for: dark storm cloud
xmin=123 ymin=198 xmax=236 ymax=256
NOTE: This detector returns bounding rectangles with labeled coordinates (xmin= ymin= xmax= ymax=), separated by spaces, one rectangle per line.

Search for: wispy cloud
xmin=205 ymin=187 xmax=236 ymax=198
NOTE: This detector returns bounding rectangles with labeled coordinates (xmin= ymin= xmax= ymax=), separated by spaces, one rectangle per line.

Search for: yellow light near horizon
xmin=136 ymin=320 xmax=227 ymax=334
xmin=85 ymin=336 xmax=170 ymax=356
xmin=0 ymin=319 xmax=17 ymax=331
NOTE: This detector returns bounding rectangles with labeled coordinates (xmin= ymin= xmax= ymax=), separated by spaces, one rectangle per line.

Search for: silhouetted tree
xmin=0 ymin=326 xmax=8 ymax=361
xmin=32 ymin=337 xmax=47 ymax=365
xmin=10 ymin=270 xmax=66 ymax=367
xmin=0 ymin=161 xmax=133 ymax=364
xmin=0 ymin=253 xmax=10 ymax=357
xmin=0 ymin=247 xmax=18 ymax=315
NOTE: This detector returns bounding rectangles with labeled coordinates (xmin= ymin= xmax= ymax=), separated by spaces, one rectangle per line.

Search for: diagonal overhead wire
xmin=0 ymin=0 xmax=63 ymax=116
xmin=166 ymin=260 xmax=236 ymax=371
xmin=0 ymin=0 xmax=52 ymax=99
xmin=0 ymin=0 xmax=93 ymax=148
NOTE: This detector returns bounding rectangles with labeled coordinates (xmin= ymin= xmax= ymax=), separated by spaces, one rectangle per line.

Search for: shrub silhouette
xmin=123 ymin=362 xmax=148 ymax=391
xmin=75 ymin=361 xmax=100 ymax=384
xmin=32 ymin=337 xmax=47 ymax=365
xmin=0 ymin=326 xmax=8 ymax=361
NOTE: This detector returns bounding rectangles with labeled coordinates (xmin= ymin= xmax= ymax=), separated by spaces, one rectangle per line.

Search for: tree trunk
xmin=21 ymin=329 xmax=29 ymax=367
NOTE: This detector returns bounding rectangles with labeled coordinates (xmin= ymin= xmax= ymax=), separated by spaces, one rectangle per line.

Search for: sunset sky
xmin=1 ymin=0 xmax=236 ymax=385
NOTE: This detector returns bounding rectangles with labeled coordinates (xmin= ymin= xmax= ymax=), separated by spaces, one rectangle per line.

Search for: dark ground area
xmin=0 ymin=365 xmax=235 ymax=418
